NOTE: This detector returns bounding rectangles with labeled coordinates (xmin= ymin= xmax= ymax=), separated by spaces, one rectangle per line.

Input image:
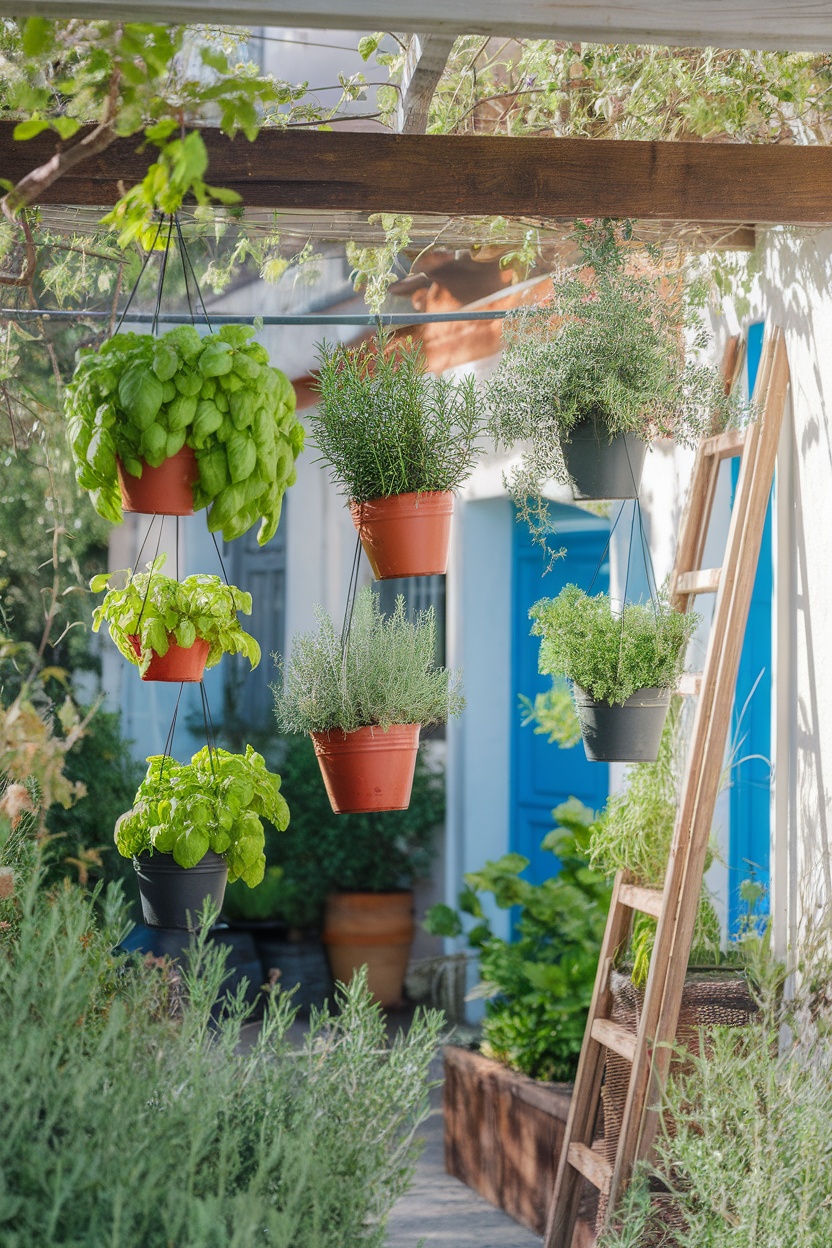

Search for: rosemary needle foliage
xmin=274 ymin=587 xmax=464 ymax=735
xmin=530 ymin=585 xmax=697 ymax=705
xmin=310 ymin=335 xmax=484 ymax=503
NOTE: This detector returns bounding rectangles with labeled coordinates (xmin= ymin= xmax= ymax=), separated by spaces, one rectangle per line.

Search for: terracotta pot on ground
xmin=117 ymin=446 xmax=198 ymax=516
xmin=573 ymin=684 xmax=671 ymax=763
xmin=127 ymin=634 xmax=210 ymax=683
xmin=323 ymin=891 xmax=415 ymax=1008
xmin=350 ymin=490 xmax=453 ymax=579
xmin=310 ymin=723 xmax=420 ymax=814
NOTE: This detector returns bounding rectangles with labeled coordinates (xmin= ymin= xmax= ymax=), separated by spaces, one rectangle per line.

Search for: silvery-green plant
xmin=274 ymin=587 xmax=464 ymax=734
xmin=0 ymin=856 xmax=443 ymax=1248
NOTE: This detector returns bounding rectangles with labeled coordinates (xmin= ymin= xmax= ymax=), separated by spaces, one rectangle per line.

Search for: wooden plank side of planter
xmin=443 ymin=1045 xmax=586 ymax=1238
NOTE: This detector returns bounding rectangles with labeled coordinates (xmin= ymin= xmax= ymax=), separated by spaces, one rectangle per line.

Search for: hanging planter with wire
xmin=90 ymin=553 xmax=260 ymax=683
xmin=115 ymin=739 xmax=290 ymax=930
xmin=310 ymin=336 xmax=483 ymax=579
xmin=529 ymin=584 xmax=697 ymax=763
xmin=65 ymin=215 xmax=303 ymax=542
xmin=274 ymin=586 xmax=463 ymax=813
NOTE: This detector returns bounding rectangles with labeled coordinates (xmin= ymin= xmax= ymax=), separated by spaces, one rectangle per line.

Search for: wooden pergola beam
xmin=4 ymin=124 xmax=832 ymax=225
xmin=1 ymin=0 xmax=829 ymax=54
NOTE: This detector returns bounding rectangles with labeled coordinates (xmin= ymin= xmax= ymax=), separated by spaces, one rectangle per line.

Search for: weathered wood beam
xmin=2 ymin=124 xmax=830 ymax=225
xmin=0 ymin=0 xmax=829 ymax=54
xmin=397 ymin=34 xmax=456 ymax=134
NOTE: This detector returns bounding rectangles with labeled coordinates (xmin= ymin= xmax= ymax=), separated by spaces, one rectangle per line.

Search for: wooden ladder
xmin=544 ymin=325 xmax=791 ymax=1248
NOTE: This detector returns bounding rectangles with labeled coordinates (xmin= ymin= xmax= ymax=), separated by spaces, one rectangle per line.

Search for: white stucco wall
xmin=761 ymin=229 xmax=832 ymax=953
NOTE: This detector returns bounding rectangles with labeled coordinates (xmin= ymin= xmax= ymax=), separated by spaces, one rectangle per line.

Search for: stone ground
xmin=385 ymin=1059 xmax=543 ymax=1248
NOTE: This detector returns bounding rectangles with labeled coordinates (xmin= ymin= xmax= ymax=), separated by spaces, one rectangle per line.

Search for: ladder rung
xmin=619 ymin=882 xmax=664 ymax=919
xmin=567 ymin=1143 xmax=612 ymax=1195
xmin=677 ymin=671 xmax=703 ymax=697
xmin=675 ymin=568 xmax=721 ymax=595
xmin=591 ymin=1017 xmax=637 ymax=1063
xmin=701 ymin=428 xmax=747 ymax=460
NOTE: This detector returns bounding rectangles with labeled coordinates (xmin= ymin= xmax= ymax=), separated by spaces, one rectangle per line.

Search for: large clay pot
xmin=323 ymin=891 xmax=415 ymax=1008
xmin=573 ymin=685 xmax=670 ymax=763
xmin=127 ymin=634 xmax=210 ymax=683
xmin=310 ymin=724 xmax=420 ymax=814
xmin=562 ymin=418 xmax=647 ymax=501
xmin=133 ymin=850 xmax=228 ymax=930
xmin=350 ymin=490 xmax=453 ymax=579
xmin=117 ymin=446 xmax=198 ymax=516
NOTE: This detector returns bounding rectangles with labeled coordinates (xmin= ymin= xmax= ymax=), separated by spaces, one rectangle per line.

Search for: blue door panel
xmin=729 ymin=321 xmax=772 ymax=929
xmin=510 ymin=504 xmax=610 ymax=884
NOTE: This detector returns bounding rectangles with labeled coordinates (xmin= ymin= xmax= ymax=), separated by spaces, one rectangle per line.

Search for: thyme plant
xmin=274 ymin=587 xmax=464 ymax=735
xmin=530 ymin=585 xmax=697 ymax=705
xmin=310 ymin=336 xmax=484 ymax=503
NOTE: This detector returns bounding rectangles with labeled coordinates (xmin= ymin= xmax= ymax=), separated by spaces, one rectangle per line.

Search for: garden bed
xmin=443 ymin=1045 xmax=596 ymax=1243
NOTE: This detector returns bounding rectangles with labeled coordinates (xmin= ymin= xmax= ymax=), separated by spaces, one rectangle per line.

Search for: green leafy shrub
xmin=0 ymin=863 xmax=442 ymax=1247
xmin=487 ymin=228 xmax=742 ymax=549
xmin=222 ymin=865 xmax=291 ymax=924
xmin=426 ymin=800 xmax=611 ymax=1081
xmin=65 ymin=323 xmax=303 ymax=544
xmin=274 ymin=586 xmax=464 ymax=734
xmin=91 ymin=554 xmax=260 ymax=676
xmin=310 ymin=336 xmax=483 ymax=502
xmin=115 ymin=744 xmax=289 ymax=887
xmin=530 ymin=585 xmax=697 ymax=705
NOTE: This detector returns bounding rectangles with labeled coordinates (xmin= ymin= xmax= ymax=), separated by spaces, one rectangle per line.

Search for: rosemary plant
xmin=310 ymin=336 xmax=484 ymax=503
xmin=274 ymin=587 xmax=464 ymax=734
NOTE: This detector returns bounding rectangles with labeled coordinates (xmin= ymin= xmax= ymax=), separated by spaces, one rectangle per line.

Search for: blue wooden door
xmin=729 ymin=322 xmax=772 ymax=929
xmin=510 ymin=503 xmax=610 ymax=884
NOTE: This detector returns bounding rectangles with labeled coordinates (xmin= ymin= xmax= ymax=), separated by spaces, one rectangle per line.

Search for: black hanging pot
xmin=133 ymin=850 xmax=228 ymax=930
xmin=573 ymin=685 xmax=670 ymax=763
xmin=562 ymin=417 xmax=648 ymax=501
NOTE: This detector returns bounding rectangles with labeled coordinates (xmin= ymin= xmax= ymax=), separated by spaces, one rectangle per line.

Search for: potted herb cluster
xmin=487 ymin=223 xmax=739 ymax=544
xmin=530 ymin=585 xmax=696 ymax=761
xmin=115 ymin=744 xmax=289 ymax=930
xmin=311 ymin=336 xmax=483 ymax=578
xmin=66 ymin=323 xmax=303 ymax=543
xmin=91 ymin=555 xmax=260 ymax=682
xmin=274 ymin=586 xmax=463 ymax=814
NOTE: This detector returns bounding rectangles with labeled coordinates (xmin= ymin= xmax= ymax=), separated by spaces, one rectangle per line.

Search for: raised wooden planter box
xmin=443 ymin=1045 xmax=595 ymax=1243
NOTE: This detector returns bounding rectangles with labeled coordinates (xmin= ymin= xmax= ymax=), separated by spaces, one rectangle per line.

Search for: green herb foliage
xmin=0 ymin=862 xmax=442 ymax=1248
xmin=65 ymin=323 xmax=303 ymax=544
xmin=311 ymin=336 xmax=483 ymax=502
xmin=115 ymin=744 xmax=289 ymax=887
xmin=426 ymin=800 xmax=611 ymax=1081
xmin=90 ymin=554 xmax=260 ymax=676
xmin=519 ymin=677 xmax=582 ymax=749
xmin=487 ymin=225 xmax=743 ymax=550
xmin=530 ymin=585 xmax=697 ymax=705
xmin=274 ymin=587 xmax=464 ymax=735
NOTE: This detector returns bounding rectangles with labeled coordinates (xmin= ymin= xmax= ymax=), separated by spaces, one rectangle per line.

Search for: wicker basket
xmin=598 ymin=968 xmax=756 ymax=1244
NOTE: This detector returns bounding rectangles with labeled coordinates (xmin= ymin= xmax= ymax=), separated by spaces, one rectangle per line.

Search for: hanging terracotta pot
xmin=133 ymin=849 xmax=228 ymax=930
xmin=350 ymin=491 xmax=453 ymax=579
xmin=562 ymin=417 xmax=647 ymax=501
xmin=117 ymin=446 xmax=198 ymax=516
xmin=127 ymin=634 xmax=210 ymax=682
xmin=310 ymin=723 xmax=420 ymax=813
xmin=323 ymin=890 xmax=415 ymax=1008
xmin=573 ymin=685 xmax=670 ymax=763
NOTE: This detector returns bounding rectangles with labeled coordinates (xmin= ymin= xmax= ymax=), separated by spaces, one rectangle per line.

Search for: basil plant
xmin=116 ymin=745 xmax=289 ymax=887
xmin=91 ymin=555 xmax=260 ymax=676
